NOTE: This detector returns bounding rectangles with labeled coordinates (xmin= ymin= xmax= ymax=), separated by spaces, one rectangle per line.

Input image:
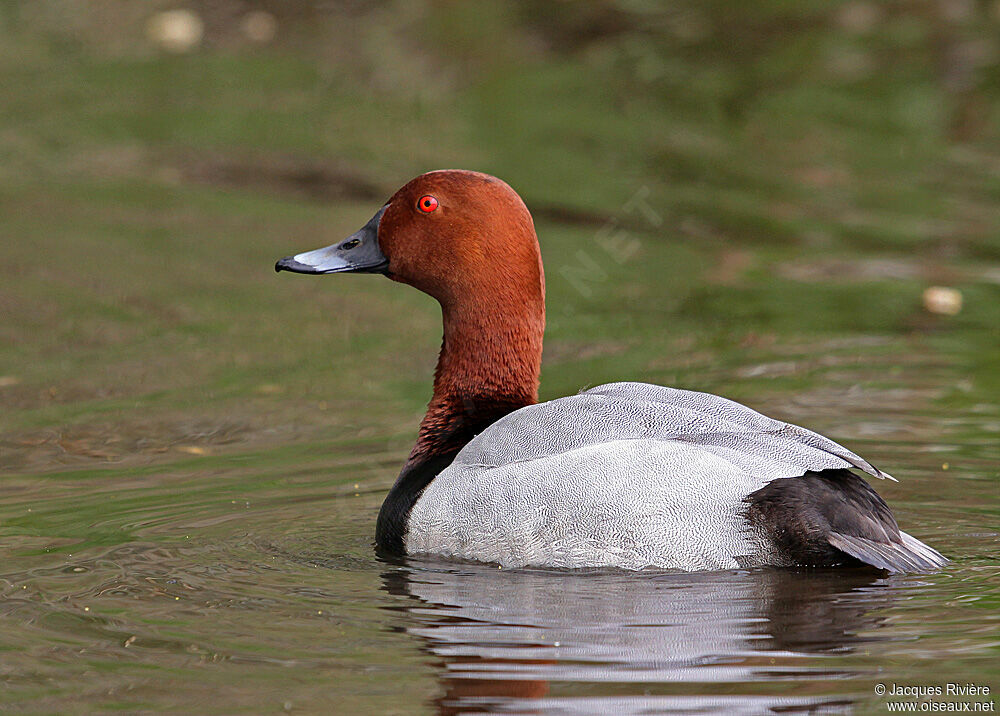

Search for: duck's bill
xmin=275 ymin=207 xmax=388 ymax=275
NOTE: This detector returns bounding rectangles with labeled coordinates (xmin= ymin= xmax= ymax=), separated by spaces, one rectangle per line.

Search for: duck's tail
xmin=746 ymin=469 xmax=948 ymax=574
xmin=828 ymin=530 xmax=948 ymax=574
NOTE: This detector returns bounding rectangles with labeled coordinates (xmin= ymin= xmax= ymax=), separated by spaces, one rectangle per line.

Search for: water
xmin=1 ymin=345 xmax=997 ymax=714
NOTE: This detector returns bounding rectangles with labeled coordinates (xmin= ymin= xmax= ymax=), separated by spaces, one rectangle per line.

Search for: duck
xmin=276 ymin=169 xmax=947 ymax=573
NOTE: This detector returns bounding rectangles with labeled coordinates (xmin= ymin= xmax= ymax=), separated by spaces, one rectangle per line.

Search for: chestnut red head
xmin=276 ymin=169 xmax=544 ymax=311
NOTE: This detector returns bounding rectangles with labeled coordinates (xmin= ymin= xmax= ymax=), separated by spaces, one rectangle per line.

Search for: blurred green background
xmin=1 ymin=0 xmax=998 ymax=476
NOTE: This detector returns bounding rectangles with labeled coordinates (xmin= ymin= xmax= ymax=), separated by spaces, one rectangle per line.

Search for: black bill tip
xmin=275 ymin=257 xmax=321 ymax=274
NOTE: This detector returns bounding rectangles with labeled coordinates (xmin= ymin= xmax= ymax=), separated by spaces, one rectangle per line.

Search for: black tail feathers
xmin=746 ymin=469 xmax=947 ymax=573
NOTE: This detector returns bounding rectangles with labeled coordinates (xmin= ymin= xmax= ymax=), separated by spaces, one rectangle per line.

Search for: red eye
xmin=417 ymin=195 xmax=438 ymax=213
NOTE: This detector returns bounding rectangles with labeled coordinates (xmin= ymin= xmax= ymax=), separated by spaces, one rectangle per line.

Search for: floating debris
xmin=177 ymin=445 xmax=209 ymax=456
xmin=922 ymin=286 xmax=963 ymax=315
xmin=146 ymin=9 xmax=204 ymax=53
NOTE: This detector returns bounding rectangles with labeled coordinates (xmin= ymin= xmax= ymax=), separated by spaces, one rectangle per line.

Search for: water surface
xmin=2 ymin=342 xmax=997 ymax=714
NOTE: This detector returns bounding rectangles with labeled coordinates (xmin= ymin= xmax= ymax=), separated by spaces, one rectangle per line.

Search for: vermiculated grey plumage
xmin=405 ymin=382 xmax=945 ymax=571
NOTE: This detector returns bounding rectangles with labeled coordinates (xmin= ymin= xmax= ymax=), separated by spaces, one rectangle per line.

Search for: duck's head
xmin=276 ymin=170 xmax=543 ymax=310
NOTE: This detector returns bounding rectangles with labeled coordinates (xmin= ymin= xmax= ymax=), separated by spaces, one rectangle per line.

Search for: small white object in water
xmin=147 ymin=9 xmax=204 ymax=53
xmin=922 ymin=286 xmax=963 ymax=315
xmin=241 ymin=11 xmax=278 ymax=44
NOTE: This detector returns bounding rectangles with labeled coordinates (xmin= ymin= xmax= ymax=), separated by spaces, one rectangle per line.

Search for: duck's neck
xmin=414 ymin=305 xmax=543 ymax=460
xmin=376 ymin=298 xmax=544 ymax=556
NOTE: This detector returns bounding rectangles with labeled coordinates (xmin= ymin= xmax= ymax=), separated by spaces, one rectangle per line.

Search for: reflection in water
xmin=383 ymin=563 xmax=902 ymax=715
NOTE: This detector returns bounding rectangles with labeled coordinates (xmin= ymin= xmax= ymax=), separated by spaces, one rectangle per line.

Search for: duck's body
xmin=407 ymin=382 xmax=942 ymax=571
xmin=277 ymin=169 xmax=946 ymax=573
xmin=409 ymin=382 xmax=853 ymax=570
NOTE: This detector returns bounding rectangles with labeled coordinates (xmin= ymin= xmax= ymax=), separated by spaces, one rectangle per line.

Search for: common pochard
xmin=276 ymin=170 xmax=946 ymax=573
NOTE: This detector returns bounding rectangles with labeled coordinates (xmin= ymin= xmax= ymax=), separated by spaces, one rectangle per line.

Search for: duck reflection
xmin=382 ymin=563 xmax=903 ymax=715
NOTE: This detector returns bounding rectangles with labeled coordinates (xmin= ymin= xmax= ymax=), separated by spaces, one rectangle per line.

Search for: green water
xmin=2 ymin=341 xmax=997 ymax=714
xmin=1 ymin=2 xmax=998 ymax=713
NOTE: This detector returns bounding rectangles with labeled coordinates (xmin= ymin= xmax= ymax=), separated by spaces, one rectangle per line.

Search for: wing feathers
xmin=456 ymin=382 xmax=889 ymax=484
